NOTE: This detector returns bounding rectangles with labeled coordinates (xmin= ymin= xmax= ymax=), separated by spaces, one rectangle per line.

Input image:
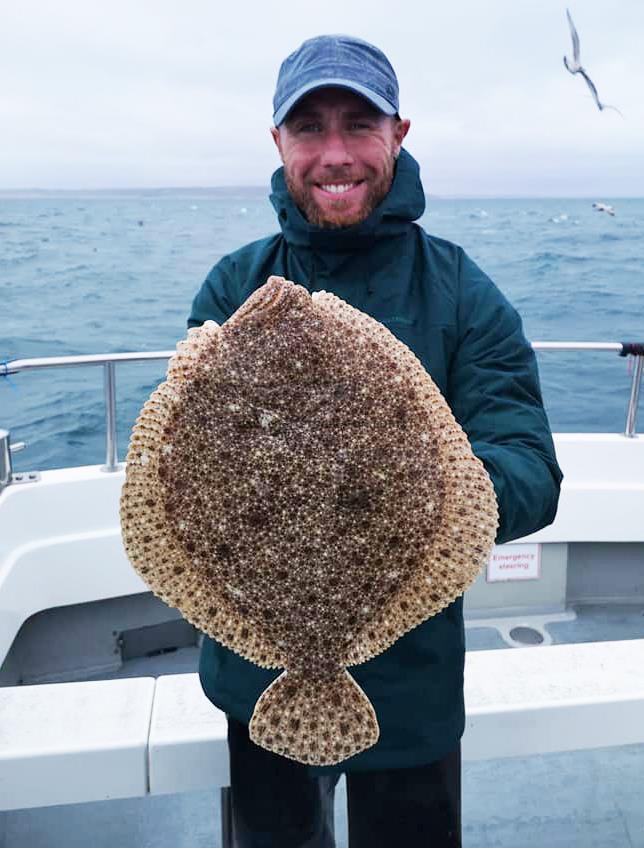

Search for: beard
xmin=284 ymin=154 xmax=397 ymax=229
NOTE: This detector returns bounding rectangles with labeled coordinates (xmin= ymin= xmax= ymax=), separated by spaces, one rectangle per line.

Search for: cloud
xmin=2 ymin=0 xmax=643 ymax=193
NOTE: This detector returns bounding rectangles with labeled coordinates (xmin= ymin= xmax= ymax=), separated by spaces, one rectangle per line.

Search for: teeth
xmin=320 ymin=183 xmax=357 ymax=194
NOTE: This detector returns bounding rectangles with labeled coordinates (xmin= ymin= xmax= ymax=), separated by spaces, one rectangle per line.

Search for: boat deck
xmin=2 ymin=604 xmax=643 ymax=847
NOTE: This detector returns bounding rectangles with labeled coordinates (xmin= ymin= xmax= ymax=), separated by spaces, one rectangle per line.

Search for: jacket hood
xmin=269 ymin=147 xmax=426 ymax=252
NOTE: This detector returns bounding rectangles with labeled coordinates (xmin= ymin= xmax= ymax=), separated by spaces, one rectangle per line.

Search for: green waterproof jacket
xmin=187 ymin=148 xmax=563 ymax=772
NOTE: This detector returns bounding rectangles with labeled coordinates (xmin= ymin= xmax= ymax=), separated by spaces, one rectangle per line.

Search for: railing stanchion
xmin=625 ymin=355 xmax=643 ymax=439
xmin=102 ymin=362 xmax=119 ymax=471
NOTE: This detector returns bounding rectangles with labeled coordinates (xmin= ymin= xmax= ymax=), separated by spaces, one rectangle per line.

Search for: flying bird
xmin=563 ymin=9 xmax=623 ymax=116
xmin=592 ymin=202 xmax=616 ymax=216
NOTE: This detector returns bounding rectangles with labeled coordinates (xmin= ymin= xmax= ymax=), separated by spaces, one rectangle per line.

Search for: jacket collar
xmin=269 ymin=147 xmax=426 ymax=252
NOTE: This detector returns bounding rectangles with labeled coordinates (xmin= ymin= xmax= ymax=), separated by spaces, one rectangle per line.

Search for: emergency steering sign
xmin=486 ymin=543 xmax=541 ymax=582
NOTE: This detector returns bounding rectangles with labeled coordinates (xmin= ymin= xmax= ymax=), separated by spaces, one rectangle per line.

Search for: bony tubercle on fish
xmin=120 ymin=275 xmax=498 ymax=766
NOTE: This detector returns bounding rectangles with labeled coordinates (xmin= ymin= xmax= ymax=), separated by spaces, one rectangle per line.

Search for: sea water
xmin=1 ymin=190 xmax=642 ymax=472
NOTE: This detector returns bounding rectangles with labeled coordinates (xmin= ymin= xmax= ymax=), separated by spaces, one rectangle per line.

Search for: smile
xmin=317 ymin=181 xmax=364 ymax=195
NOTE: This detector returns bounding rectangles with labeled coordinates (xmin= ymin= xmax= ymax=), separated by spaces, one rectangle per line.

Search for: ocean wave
xmin=53 ymin=263 xmax=91 ymax=274
xmin=514 ymin=251 xmax=593 ymax=267
xmin=0 ymin=250 xmax=39 ymax=266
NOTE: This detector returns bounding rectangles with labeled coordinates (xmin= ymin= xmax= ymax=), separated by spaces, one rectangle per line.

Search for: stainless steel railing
xmin=1 ymin=343 xmax=642 ymax=475
xmin=1 ymin=352 xmax=173 ymax=475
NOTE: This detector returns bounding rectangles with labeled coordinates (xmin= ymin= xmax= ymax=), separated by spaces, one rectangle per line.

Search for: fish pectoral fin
xmin=249 ymin=669 xmax=379 ymax=766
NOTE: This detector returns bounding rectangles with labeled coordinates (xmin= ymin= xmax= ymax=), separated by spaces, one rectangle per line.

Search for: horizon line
xmin=1 ymin=186 xmax=642 ymax=200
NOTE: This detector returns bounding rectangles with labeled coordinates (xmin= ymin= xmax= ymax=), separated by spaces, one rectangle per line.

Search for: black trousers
xmin=226 ymin=716 xmax=461 ymax=848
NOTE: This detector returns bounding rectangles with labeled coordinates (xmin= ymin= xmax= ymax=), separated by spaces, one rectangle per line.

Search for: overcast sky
xmin=2 ymin=0 xmax=642 ymax=195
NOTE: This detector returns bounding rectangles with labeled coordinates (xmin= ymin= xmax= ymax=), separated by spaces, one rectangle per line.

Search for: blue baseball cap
xmin=273 ymin=35 xmax=399 ymax=127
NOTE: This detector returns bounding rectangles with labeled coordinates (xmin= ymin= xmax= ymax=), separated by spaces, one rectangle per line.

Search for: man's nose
xmin=319 ymin=130 xmax=354 ymax=167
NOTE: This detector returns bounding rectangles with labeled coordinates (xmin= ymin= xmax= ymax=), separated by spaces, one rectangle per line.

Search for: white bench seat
xmin=2 ymin=639 xmax=644 ymax=811
xmin=463 ymin=638 xmax=644 ymax=760
xmin=149 ymin=673 xmax=229 ymax=796
xmin=0 ymin=677 xmax=155 ymax=810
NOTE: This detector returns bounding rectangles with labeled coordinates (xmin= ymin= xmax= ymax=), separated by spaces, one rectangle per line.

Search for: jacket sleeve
xmin=446 ymin=249 xmax=563 ymax=544
xmin=187 ymin=258 xmax=239 ymax=329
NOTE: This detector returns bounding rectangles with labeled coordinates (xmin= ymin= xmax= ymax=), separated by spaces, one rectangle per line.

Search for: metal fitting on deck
xmin=0 ymin=429 xmax=26 ymax=494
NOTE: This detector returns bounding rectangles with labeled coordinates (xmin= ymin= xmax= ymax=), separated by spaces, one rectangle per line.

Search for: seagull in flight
xmin=563 ymin=9 xmax=623 ymax=116
xmin=592 ymin=202 xmax=616 ymax=216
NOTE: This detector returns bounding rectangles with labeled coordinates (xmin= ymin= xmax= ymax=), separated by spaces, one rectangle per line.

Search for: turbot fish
xmin=120 ymin=276 xmax=499 ymax=765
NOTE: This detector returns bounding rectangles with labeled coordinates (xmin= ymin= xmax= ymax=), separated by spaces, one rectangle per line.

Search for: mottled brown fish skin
xmin=160 ymin=280 xmax=444 ymax=681
xmin=120 ymin=275 xmax=499 ymax=765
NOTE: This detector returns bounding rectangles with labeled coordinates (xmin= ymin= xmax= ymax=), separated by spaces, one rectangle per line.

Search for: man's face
xmin=271 ymin=88 xmax=410 ymax=229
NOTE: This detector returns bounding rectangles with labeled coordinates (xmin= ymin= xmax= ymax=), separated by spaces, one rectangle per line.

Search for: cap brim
xmin=273 ymin=78 xmax=397 ymax=126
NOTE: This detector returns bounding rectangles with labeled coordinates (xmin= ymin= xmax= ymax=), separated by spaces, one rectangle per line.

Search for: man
xmin=188 ymin=34 xmax=563 ymax=848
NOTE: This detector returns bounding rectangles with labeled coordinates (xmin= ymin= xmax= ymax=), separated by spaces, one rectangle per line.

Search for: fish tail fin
xmin=249 ymin=669 xmax=379 ymax=765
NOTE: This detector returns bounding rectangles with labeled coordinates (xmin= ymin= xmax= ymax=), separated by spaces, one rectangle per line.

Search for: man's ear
xmin=393 ymin=118 xmax=411 ymax=158
xmin=270 ymin=126 xmax=284 ymax=162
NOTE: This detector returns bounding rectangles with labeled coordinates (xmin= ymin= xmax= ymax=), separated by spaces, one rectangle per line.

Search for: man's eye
xmin=297 ymin=123 xmax=322 ymax=133
xmin=349 ymin=122 xmax=372 ymax=130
